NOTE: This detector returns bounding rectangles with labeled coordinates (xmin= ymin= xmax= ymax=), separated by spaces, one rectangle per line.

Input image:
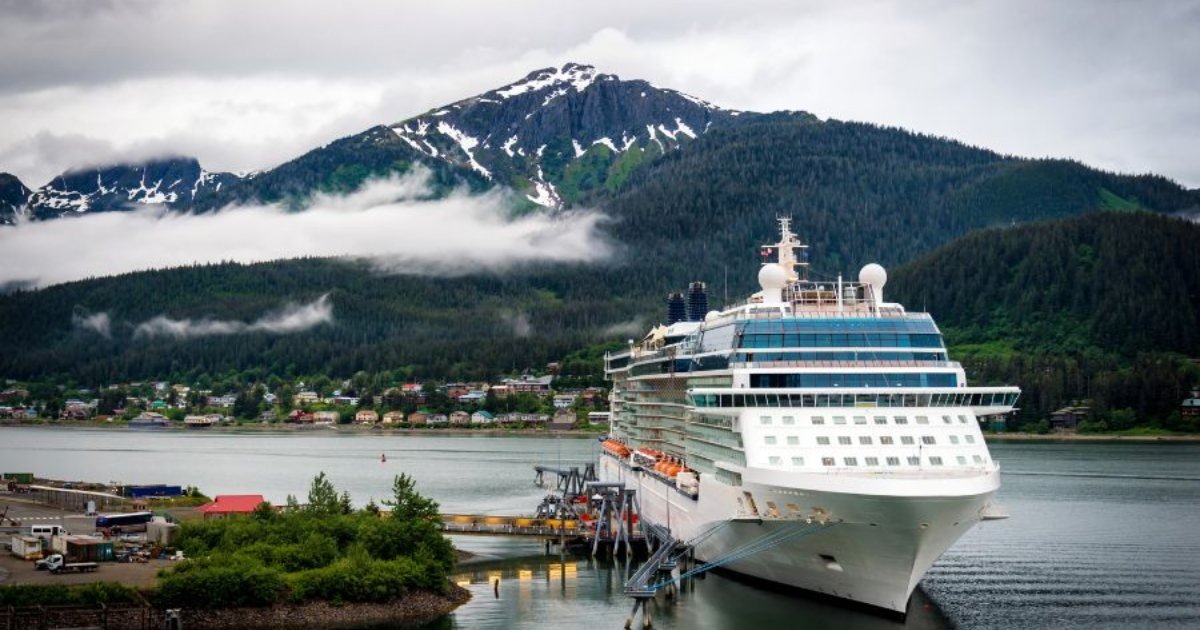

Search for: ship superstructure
xmin=600 ymin=218 xmax=1019 ymax=615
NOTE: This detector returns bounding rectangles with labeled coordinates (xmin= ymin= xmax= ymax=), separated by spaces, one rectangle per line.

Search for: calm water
xmin=2 ymin=427 xmax=1199 ymax=629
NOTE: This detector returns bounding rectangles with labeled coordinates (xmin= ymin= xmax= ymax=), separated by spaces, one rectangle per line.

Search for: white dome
xmin=758 ymin=263 xmax=788 ymax=290
xmin=705 ymin=310 xmax=721 ymax=322
xmin=859 ymin=263 xmax=887 ymax=289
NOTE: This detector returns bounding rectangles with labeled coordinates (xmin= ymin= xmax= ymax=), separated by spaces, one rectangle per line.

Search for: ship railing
xmin=732 ymin=309 xmax=931 ymax=321
xmin=733 ymin=360 xmax=962 ymax=369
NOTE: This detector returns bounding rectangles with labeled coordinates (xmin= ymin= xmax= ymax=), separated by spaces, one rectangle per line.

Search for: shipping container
xmin=124 ymin=485 xmax=183 ymax=498
xmin=2 ymin=472 xmax=34 ymax=483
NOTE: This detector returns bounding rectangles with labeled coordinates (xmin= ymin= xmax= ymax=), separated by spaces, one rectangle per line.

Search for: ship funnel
xmin=666 ymin=292 xmax=686 ymax=325
xmin=687 ymin=282 xmax=708 ymax=322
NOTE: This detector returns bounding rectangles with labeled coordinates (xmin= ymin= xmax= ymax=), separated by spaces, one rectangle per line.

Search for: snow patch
xmin=572 ymin=139 xmax=586 ymax=158
xmin=502 ymin=135 xmax=519 ymax=158
xmin=495 ymin=63 xmax=597 ymax=99
xmin=436 ymin=121 xmax=491 ymax=179
xmin=592 ymin=137 xmax=619 ymax=153
xmin=674 ymin=117 xmax=697 ymax=139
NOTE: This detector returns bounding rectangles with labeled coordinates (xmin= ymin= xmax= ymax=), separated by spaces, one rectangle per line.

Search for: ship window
xmin=880 ymin=436 xmax=894 ymax=445
xmin=895 ymin=416 xmax=909 ymax=425
xmin=921 ymin=436 xmax=936 ymax=445
xmin=838 ymin=436 xmax=852 ymax=445
xmin=764 ymin=436 xmax=777 ymax=445
xmin=822 ymin=457 xmax=835 ymax=466
xmin=786 ymin=502 xmax=801 ymax=513
xmin=907 ymin=456 xmax=920 ymax=465
xmin=787 ymin=436 xmax=799 ymax=446
xmin=760 ymin=416 xmax=772 ymax=425
xmin=901 ymin=436 xmax=915 ymax=445
xmin=929 ymin=456 xmax=944 ymax=466
xmin=949 ymin=435 xmax=960 ymax=445
xmin=865 ymin=457 xmax=879 ymax=466
xmin=769 ymin=456 xmax=782 ymax=466
xmin=916 ymin=416 xmax=930 ymax=425
xmin=973 ymin=455 xmax=984 ymax=464
xmin=783 ymin=415 xmax=795 ymax=425
xmin=965 ymin=435 xmax=976 ymax=444
xmin=817 ymin=436 xmax=830 ymax=445
xmin=811 ymin=416 xmax=825 ymax=425
xmin=833 ymin=416 xmax=847 ymax=425
xmin=858 ymin=436 xmax=873 ymax=445
xmin=942 ymin=415 xmax=953 ymax=424
xmin=853 ymin=416 xmax=867 ymax=425
xmin=957 ymin=456 xmax=967 ymax=465
xmin=886 ymin=456 xmax=900 ymax=466
xmin=958 ymin=414 xmax=969 ymax=423
xmin=792 ymin=457 xmax=805 ymax=466
xmin=874 ymin=416 xmax=888 ymax=425
xmin=843 ymin=457 xmax=858 ymax=466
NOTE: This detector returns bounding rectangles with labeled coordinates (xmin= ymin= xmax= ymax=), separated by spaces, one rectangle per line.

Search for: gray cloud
xmin=72 ymin=310 xmax=112 ymax=338
xmin=0 ymin=0 xmax=1196 ymax=188
xmin=0 ymin=169 xmax=613 ymax=287
xmin=133 ymin=294 xmax=333 ymax=339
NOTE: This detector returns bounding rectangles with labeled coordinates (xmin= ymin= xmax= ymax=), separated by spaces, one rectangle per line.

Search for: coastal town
xmin=0 ymin=372 xmax=612 ymax=431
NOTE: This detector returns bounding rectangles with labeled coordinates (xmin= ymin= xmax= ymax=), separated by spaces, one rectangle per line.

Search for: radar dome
xmin=859 ymin=263 xmax=887 ymax=288
xmin=705 ymin=310 xmax=720 ymax=322
xmin=758 ymin=263 xmax=788 ymax=290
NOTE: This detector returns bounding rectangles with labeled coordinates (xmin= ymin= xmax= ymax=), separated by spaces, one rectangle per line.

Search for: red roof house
xmin=199 ymin=494 xmax=266 ymax=518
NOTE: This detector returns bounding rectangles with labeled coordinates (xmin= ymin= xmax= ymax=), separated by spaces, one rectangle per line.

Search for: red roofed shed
xmin=199 ymin=494 xmax=266 ymax=518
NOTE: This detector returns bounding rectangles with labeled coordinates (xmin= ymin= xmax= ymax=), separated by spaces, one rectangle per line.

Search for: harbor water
xmin=2 ymin=427 xmax=1198 ymax=629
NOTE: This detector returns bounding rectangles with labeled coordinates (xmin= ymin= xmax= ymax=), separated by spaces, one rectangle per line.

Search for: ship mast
xmin=763 ymin=216 xmax=809 ymax=283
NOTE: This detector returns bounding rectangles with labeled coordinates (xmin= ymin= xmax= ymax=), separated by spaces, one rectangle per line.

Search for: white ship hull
xmin=599 ymin=454 xmax=997 ymax=614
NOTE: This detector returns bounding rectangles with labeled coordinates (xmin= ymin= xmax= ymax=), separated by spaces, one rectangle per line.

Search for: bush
xmin=0 ymin=582 xmax=139 ymax=608
xmin=156 ymin=559 xmax=284 ymax=608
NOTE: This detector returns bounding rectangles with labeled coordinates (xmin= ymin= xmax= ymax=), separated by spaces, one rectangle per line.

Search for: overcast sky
xmin=0 ymin=0 xmax=1197 ymax=188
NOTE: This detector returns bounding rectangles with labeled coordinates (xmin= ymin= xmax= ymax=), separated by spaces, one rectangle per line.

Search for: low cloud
xmin=133 ymin=294 xmax=333 ymax=339
xmin=500 ymin=311 xmax=533 ymax=338
xmin=0 ymin=170 xmax=612 ymax=287
xmin=72 ymin=310 xmax=112 ymax=338
xmin=600 ymin=317 xmax=645 ymax=339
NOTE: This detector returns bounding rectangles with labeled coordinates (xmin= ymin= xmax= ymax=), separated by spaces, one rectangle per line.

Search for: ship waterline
xmin=600 ymin=217 xmax=1018 ymax=615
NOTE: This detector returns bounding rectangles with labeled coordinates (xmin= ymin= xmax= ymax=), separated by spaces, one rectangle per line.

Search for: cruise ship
xmin=599 ymin=218 xmax=1019 ymax=615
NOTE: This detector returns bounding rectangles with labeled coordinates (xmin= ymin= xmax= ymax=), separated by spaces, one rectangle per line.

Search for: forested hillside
xmin=890 ymin=212 xmax=1200 ymax=430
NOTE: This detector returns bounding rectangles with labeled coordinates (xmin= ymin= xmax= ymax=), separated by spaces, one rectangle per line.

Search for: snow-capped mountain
xmin=388 ymin=63 xmax=741 ymax=206
xmin=0 ymin=173 xmax=31 ymax=225
xmin=3 ymin=63 xmax=748 ymax=221
xmin=25 ymin=157 xmax=241 ymax=220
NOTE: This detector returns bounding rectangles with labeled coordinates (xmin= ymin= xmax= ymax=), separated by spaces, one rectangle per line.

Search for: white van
xmin=30 ymin=524 xmax=67 ymax=539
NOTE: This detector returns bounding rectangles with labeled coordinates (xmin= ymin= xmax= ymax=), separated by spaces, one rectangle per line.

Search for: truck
xmin=35 ymin=553 xmax=98 ymax=574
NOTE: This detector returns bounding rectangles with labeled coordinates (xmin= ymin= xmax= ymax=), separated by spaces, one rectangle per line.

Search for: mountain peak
xmin=389 ymin=63 xmax=740 ymax=207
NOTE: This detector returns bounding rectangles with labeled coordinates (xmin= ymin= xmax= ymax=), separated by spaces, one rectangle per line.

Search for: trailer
xmin=10 ymin=535 xmax=43 ymax=560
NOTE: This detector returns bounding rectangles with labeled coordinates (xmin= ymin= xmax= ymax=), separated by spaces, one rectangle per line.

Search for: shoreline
xmin=5 ymin=420 xmax=1199 ymax=443
xmin=0 ymin=419 xmax=605 ymax=439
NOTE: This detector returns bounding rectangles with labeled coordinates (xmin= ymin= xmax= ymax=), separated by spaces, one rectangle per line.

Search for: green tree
xmin=305 ymin=472 xmax=341 ymax=515
xmin=382 ymin=473 xmax=439 ymax=521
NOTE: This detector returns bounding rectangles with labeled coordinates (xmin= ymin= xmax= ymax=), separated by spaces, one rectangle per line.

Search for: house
xmin=199 ymin=494 xmax=266 ymax=519
xmin=471 ymin=410 xmax=495 ymax=424
xmin=427 ymin=413 xmax=449 ymax=425
xmin=550 ymin=408 xmax=577 ymax=430
xmin=382 ymin=411 xmax=404 ymax=424
xmin=444 ymin=384 xmax=469 ymax=399
xmin=449 ymin=411 xmax=471 ymax=426
xmin=552 ymin=395 xmax=575 ymax=409
xmin=1183 ymin=394 xmax=1200 ymax=417
xmin=587 ymin=412 xmax=610 ymax=425
xmin=294 ymin=391 xmax=321 ymax=405
xmin=312 ymin=410 xmax=339 ymax=424
xmin=407 ymin=411 xmax=428 ymax=426
xmin=207 ymin=395 xmax=237 ymax=409
xmin=456 ymin=390 xmax=487 ymax=404
xmin=355 ymin=409 xmax=379 ymax=424
xmin=1050 ymin=406 xmax=1090 ymax=432
xmin=504 ymin=375 xmax=554 ymax=394
xmin=332 ymin=395 xmax=360 ymax=407
xmin=287 ymin=409 xmax=314 ymax=423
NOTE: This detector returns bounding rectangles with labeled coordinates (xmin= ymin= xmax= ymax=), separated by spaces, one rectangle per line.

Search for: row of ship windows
xmin=767 ymin=454 xmax=987 ymax=467
xmin=690 ymin=392 xmax=1020 ymax=409
xmin=764 ymin=434 xmax=977 ymax=446
xmin=760 ymin=414 xmax=971 ymax=426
